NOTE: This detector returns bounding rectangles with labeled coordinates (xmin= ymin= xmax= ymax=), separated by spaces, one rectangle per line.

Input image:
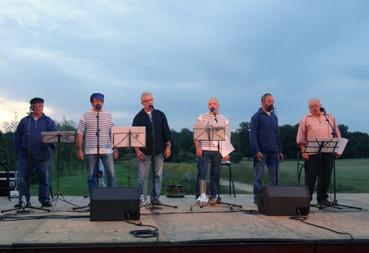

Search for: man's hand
xmin=301 ymin=152 xmax=309 ymax=160
xmin=255 ymin=151 xmax=263 ymax=161
xmin=165 ymin=146 xmax=171 ymax=159
xmin=113 ymin=148 xmax=119 ymax=160
xmin=195 ymin=147 xmax=203 ymax=158
xmin=77 ymin=150 xmax=84 ymax=161
xmin=279 ymin=153 xmax=285 ymax=161
xmin=223 ymin=155 xmax=230 ymax=161
xmin=135 ymin=148 xmax=145 ymax=161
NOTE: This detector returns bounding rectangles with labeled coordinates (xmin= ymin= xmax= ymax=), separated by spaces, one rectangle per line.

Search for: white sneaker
xmin=140 ymin=195 xmax=146 ymax=208
xmin=196 ymin=193 xmax=209 ymax=205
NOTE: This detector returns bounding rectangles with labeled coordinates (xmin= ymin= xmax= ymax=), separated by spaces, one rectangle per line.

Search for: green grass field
xmin=229 ymin=158 xmax=369 ymax=193
xmin=31 ymin=158 xmax=369 ymax=196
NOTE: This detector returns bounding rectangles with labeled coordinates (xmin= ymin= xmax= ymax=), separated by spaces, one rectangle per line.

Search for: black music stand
xmin=42 ymin=131 xmax=78 ymax=208
xmin=112 ymin=126 xmax=146 ymax=187
xmin=304 ymin=138 xmax=360 ymax=210
xmin=193 ymin=123 xmax=241 ymax=209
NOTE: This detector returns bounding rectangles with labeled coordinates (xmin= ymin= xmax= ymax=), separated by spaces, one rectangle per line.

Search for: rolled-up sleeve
xmin=296 ymin=117 xmax=307 ymax=145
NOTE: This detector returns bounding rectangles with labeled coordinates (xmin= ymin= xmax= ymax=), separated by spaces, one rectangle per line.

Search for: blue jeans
xmin=196 ymin=151 xmax=222 ymax=198
xmin=86 ymin=154 xmax=116 ymax=195
xmin=253 ymin=152 xmax=279 ymax=200
xmin=17 ymin=155 xmax=50 ymax=204
xmin=137 ymin=153 xmax=164 ymax=201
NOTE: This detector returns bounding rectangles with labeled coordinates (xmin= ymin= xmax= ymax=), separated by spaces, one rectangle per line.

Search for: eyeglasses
xmin=142 ymin=98 xmax=153 ymax=103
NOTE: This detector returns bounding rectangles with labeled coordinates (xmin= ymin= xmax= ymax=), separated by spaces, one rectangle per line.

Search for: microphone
xmin=267 ymin=104 xmax=274 ymax=112
xmin=320 ymin=107 xmax=326 ymax=115
xmin=95 ymin=104 xmax=101 ymax=112
xmin=210 ymin=107 xmax=218 ymax=123
xmin=149 ymin=105 xmax=154 ymax=111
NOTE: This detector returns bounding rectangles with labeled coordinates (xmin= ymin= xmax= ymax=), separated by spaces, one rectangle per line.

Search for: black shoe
xmin=41 ymin=202 xmax=53 ymax=207
xmin=14 ymin=202 xmax=31 ymax=208
xmin=319 ymin=199 xmax=332 ymax=207
xmin=151 ymin=199 xmax=162 ymax=205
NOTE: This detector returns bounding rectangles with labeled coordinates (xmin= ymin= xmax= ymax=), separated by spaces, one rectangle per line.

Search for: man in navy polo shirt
xmin=249 ymin=93 xmax=284 ymax=204
xmin=14 ymin=97 xmax=57 ymax=207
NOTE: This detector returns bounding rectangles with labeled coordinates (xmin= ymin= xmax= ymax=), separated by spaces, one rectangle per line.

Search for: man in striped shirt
xmin=194 ymin=97 xmax=231 ymax=205
xmin=77 ymin=93 xmax=118 ymax=196
xmin=296 ymin=98 xmax=341 ymax=207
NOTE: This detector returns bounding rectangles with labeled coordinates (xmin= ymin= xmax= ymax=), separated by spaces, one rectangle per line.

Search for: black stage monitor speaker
xmin=258 ymin=186 xmax=310 ymax=216
xmin=90 ymin=187 xmax=140 ymax=221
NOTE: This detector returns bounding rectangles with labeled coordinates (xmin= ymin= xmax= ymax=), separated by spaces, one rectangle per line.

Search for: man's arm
xmin=296 ymin=117 xmax=309 ymax=160
xmin=76 ymin=133 xmax=84 ymax=160
xmin=193 ymin=116 xmax=203 ymax=158
xmin=161 ymin=113 xmax=172 ymax=159
xmin=194 ymin=139 xmax=202 ymax=158
xmin=132 ymin=113 xmax=145 ymax=160
xmin=249 ymin=114 xmax=262 ymax=160
xmin=14 ymin=119 xmax=23 ymax=155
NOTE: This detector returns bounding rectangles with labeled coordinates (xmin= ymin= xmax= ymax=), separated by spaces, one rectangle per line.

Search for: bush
xmin=231 ymin=152 xmax=243 ymax=164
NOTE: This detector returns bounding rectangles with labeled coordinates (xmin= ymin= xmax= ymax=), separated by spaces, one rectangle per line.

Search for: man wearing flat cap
xmin=14 ymin=97 xmax=57 ymax=207
xmin=77 ymin=93 xmax=118 ymax=196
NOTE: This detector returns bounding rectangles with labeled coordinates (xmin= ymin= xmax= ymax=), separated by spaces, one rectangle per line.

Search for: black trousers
xmin=304 ymin=153 xmax=334 ymax=203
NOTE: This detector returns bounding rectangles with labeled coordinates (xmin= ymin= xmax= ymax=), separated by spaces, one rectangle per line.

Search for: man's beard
xmin=266 ymin=104 xmax=274 ymax=112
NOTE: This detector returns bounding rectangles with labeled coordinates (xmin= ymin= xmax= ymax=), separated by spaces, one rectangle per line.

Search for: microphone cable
xmin=127 ymin=220 xmax=159 ymax=240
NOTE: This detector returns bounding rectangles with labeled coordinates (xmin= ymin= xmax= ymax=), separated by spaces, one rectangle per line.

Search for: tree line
xmin=1 ymin=119 xmax=369 ymax=172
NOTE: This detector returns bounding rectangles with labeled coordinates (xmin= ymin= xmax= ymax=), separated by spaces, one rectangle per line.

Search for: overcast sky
xmin=1 ymin=0 xmax=368 ymax=133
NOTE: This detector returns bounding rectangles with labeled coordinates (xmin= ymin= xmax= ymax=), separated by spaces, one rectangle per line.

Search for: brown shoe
xmin=209 ymin=198 xmax=217 ymax=206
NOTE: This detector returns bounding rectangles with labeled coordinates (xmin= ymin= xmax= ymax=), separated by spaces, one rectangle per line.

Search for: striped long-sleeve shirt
xmin=77 ymin=110 xmax=114 ymax=154
xmin=194 ymin=112 xmax=230 ymax=151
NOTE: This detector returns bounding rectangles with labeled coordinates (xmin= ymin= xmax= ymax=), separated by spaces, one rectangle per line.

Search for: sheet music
xmin=305 ymin=137 xmax=347 ymax=155
xmin=335 ymin=138 xmax=348 ymax=155
xmin=41 ymin=131 xmax=75 ymax=143
xmin=220 ymin=140 xmax=234 ymax=158
xmin=193 ymin=123 xmax=225 ymax=141
xmin=111 ymin=127 xmax=146 ymax=148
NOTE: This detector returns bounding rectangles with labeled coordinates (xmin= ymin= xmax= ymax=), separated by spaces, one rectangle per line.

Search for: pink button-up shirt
xmin=296 ymin=113 xmax=341 ymax=147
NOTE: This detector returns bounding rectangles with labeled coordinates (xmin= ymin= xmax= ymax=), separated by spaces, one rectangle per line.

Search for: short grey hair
xmin=141 ymin=91 xmax=152 ymax=100
xmin=208 ymin=97 xmax=219 ymax=103
xmin=308 ymin=98 xmax=320 ymax=106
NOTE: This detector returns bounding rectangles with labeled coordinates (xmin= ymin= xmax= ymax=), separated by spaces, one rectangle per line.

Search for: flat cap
xmin=30 ymin=97 xmax=44 ymax=105
xmin=90 ymin=93 xmax=104 ymax=102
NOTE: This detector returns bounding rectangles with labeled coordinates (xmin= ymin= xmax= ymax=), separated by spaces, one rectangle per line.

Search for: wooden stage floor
xmin=0 ymin=194 xmax=369 ymax=252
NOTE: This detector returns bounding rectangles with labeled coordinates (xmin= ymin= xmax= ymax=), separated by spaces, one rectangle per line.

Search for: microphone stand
xmin=2 ymin=111 xmax=50 ymax=214
xmin=322 ymin=111 xmax=362 ymax=210
xmin=95 ymin=108 xmax=101 ymax=189
xmin=215 ymin=124 xmax=242 ymax=210
xmin=73 ymin=106 xmax=102 ymax=211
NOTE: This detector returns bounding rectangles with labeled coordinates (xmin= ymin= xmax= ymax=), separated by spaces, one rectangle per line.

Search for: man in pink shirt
xmin=296 ymin=98 xmax=341 ymax=207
